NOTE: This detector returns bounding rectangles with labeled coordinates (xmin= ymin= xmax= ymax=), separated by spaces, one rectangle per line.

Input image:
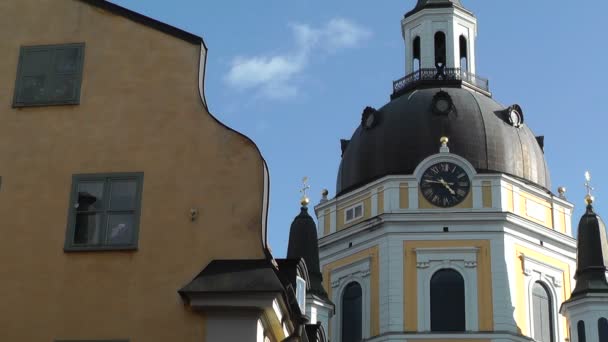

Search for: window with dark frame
xmin=13 ymin=43 xmax=85 ymax=107
xmin=599 ymin=317 xmax=608 ymax=342
xmin=341 ymin=282 xmax=362 ymax=342
xmin=430 ymin=268 xmax=466 ymax=332
xmin=64 ymin=173 xmax=144 ymax=251
xmin=578 ymin=320 xmax=586 ymax=342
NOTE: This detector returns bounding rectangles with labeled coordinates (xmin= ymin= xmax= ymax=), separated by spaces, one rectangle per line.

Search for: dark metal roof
xmin=404 ymin=0 xmax=469 ymax=18
xmin=568 ymin=205 xmax=608 ymax=299
xmin=287 ymin=207 xmax=331 ymax=303
xmin=178 ymin=259 xmax=284 ymax=295
xmin=337 ymin=87 xmax=550 ymax=195
xmin=79 ymin=0 xmax=205 ymax=46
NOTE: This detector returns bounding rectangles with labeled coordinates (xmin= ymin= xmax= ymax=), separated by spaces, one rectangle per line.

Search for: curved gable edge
xmin=197 ymin=44 xmax=271 ymax=254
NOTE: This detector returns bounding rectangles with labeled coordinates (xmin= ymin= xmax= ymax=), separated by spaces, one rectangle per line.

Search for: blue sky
xmin=110 ymin=0 xmax=607 ymax=256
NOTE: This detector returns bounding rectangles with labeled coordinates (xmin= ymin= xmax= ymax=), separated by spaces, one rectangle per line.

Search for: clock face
xmin=420 ymin=162 xmax=471 ymax=207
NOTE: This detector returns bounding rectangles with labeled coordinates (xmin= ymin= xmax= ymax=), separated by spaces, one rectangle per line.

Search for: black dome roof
xmin=337 ymin=87 xmax=550 ymax=195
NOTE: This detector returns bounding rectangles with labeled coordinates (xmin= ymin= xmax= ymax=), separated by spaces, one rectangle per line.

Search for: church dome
xmin=337 ymin=87 xmax=550 ymax=195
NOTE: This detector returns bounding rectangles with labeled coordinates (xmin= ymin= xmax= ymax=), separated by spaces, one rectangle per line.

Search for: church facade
xmin=312 ymin=1 xmax=607 ymax=341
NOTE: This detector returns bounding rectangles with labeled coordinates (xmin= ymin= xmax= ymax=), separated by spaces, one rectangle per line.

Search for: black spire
xmin=287 ymin=206 xmax=330 ymax=302
xmin=569 ymin=204 xmax=608 ymax=298
xmin=405 ymin=0 xmax=467 ymax=18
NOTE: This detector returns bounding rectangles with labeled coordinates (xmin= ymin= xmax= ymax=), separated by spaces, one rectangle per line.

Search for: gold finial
xmin=300 ymin=177 xmax=311 ymax=207
xmin=557 ymin=186 xmax=567 ymax=199
xmin=439 ymin=136 xmax=450 ymax=153
xmin=584 ymin=171 xmax=595 ymax=205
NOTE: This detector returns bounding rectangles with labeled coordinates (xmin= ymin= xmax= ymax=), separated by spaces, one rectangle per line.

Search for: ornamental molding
xmin=519 ymin=253 xmax=564 ymax=288
xmin=415 ymin=246 xmax=480 ymax=268
xmin=329 ymin=257 xmax=371 ymax=289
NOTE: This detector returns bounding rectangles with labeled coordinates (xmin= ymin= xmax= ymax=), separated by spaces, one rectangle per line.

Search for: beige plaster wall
xmin=0 ymin=1 xmax=267 ymax=341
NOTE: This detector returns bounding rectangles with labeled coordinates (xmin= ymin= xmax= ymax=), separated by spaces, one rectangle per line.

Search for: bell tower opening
xmin=460 ymin=35 xmax=468 ymax=72
xmin=434 ymin=32 xmax=447 ymax=68
xmin=413 ymin=36 xmax=421 ymax=72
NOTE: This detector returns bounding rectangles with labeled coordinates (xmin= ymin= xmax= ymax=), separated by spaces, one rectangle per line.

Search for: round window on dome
xmin=432 ymin=91 xmax=454 ymax=115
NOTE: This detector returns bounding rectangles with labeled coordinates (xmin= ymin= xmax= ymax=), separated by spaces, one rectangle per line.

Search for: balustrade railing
xmin=392 ymin=68 xmax=490 ymax=95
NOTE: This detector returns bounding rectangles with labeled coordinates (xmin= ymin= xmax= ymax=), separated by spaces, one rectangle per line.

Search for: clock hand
xmin=439 ymin=178 xmax=456 ymax=195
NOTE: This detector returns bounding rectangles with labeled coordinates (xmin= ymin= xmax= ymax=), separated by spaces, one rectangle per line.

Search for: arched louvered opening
xmin=532 ymin=282 xmax=554 ymax=342
xmin=342 ymin=282 xmax=362 ymax=342
xmin=413 ymin=36 xmax=421 ymax=72
xmin=599 ymin=317 xmax=608 ymax=342
xmin=459 ymin=35 xmax=468 ymax=72
xmin=434 ymin=31 xmax=447 ymax=68
xmin=430 ymin=269 xmax=465 ymax=332
xmin=578 ymin=320 xmax=586 ymax=342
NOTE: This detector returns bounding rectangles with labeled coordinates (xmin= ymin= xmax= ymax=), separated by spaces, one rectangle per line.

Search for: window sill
xmin=64 ymin=245 xmax=138 ymax=252
xmin=13 ymin=101 xmax=80 ymax=108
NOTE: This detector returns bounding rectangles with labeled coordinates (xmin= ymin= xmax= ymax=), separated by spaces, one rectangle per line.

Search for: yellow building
xmin=313 ymin=1 xmax=583 ymax=341
xmin=0 ymin=1 xmax=327 ymax=341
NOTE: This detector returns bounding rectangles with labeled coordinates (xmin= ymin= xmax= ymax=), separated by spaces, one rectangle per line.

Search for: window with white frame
xmin=345 ymin=203 xmax=364 ymax=223
xmin=296 ymin=275 xmax=306 ymax=313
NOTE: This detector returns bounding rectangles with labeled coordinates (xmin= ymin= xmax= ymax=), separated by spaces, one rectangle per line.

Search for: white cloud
xmin=225 ymin=18 xmax=371 ymax=100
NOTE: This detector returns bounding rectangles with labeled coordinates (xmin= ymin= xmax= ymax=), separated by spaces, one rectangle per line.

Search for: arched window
xmin=578 ymin=320 xmax=586 ymax=342
xmin=598 ymin=317 xmax=608 ymax=342
xmin=430 ymin=269 xmax=465 ymax=332
xmin=413 ymin=36 xmax=421 ymax=72
xmin=459 ymin=35 xmax=468 ymax=72
xmin=434 ymin=31 xmax=447 ymax=68
xmin=532 ymin=282 xmax=554 ymax=342
xmin=342 ymin=282 xmax=362 ymax=342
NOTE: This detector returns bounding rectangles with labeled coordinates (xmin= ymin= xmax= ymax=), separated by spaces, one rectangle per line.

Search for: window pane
xmin=342 ymin=282 xmax=362 ymax=342
xmin=431 ymin=269 xmax=465 ymax=332
xmin=22 ymin=50 xmax=52 ymax=75
xmin=50 ymin=75 xmax=78 ymax=101
xmin=76 ymin=182 xmax=104 ymax=211
xmin=109 ymin=180 xmax=137 ymax=210
xmin=73 ymin=213 xmax=101 ymax=245
xmin=54 ymin=48 xmax=80 ymax=73
xmin=20 ymin=75 xmax=47 ymax=102
xmin=106 ymin=213 xmax=135 ymax=245
xmin=346 ymin=209 xmax=354 ymax=221
xmin=354 ymin=205 xmax=363 ymax=217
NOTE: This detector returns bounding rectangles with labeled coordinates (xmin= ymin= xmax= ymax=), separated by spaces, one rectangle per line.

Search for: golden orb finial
xmin=300 ymin=176 xmax=311 ymax=207
xmin=440 ymin=136 xmax=449 ymax=145
xmin=585 ymin=194 xmax=595 ymax=205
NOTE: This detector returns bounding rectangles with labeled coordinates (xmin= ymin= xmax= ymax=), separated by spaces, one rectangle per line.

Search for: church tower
xmin=287 ymin=181 xmax=334 ymax=332
xmin=561 ymin=178 xmax=608 ymax=342
xmin=314 ymin=1 xmax=578 ymax=341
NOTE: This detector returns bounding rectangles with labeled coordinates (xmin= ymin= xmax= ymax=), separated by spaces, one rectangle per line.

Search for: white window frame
xmin=521 ymin=254 xmax=563 ymax=342
xmin=296 ymin=275 xmax=307 ymax=314
xmin=330 ymin=257 xmax=371 ymax=342
xmin=415 ymin=247 xmax=480 ymax=332
xmin=344 ymin=203 xmax=364 ymax=224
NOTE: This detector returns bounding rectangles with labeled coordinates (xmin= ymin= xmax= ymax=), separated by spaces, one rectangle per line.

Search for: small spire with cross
xmin=584 ymin=171 xmax=595 ymax=205
xmin=300 ymin=176 xmax=311 ymax=207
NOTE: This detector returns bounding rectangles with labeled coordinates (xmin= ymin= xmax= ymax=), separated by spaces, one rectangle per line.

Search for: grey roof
xmin=405 ymin=0 xmax=468 ymax=18
xmin=568 ymin=205 xmax=608 ymax=299
xmin=287 ymin=207 xmax=331 ymax=303
xmin=178 ymin=259 xmax=284 ymax=295
xmin=337 ymin=87 xmax=550 ymax=195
